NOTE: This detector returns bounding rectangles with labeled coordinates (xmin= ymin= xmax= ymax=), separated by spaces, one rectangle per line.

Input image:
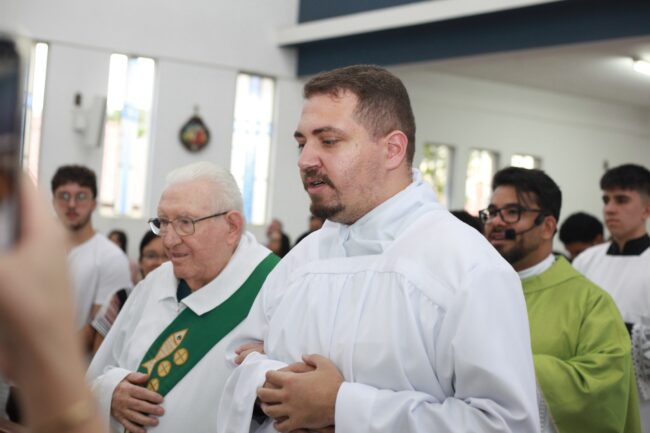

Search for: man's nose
xmin=161 ymin=227 xmax=182 ymax=247
xmin=297 ymin=141 xmax=320 ymax=171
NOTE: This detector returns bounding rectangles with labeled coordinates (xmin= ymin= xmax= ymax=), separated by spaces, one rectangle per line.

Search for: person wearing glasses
xmin=482 ymin=166 xmax=640 ymax=433
xmin=50 ymin=165 xmax=131 ymax=353
xmin=87 ymin=161 xmax=278 ymax=433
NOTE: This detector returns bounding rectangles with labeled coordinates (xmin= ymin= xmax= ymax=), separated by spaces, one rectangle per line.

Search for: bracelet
xmin=32 ymin=398 xmax=96 ymax=433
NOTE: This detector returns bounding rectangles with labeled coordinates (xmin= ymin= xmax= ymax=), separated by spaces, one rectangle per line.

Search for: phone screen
xmin=0 ymin=38 xmax=22 ymax=249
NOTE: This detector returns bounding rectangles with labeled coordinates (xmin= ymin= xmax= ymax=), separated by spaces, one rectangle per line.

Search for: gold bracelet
xmin=32 ymin=399 xmax=96 ymax=433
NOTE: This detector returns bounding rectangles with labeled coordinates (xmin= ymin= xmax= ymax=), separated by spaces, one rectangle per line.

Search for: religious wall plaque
xmin=179 ymin=110 xmax=210 ymax=152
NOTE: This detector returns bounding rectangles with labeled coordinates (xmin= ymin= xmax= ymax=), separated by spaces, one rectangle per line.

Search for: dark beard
xmin=310 ymin=201 xmax=344 ymax=220
xmin=302 ymin=167 xmax=343 ymax=220
xmin=497 ymin=244 xmax=526 ymax=265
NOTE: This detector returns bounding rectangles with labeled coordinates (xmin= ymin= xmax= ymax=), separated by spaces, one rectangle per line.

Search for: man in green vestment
xmin=87 ymin=161 xmax=278 ymax=433
xmin=481 ymin=166 xmax=641 ymax=433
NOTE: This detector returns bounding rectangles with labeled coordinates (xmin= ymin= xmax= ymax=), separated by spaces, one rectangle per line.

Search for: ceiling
xmin=400 ymin=35 xmax=650 ymax=109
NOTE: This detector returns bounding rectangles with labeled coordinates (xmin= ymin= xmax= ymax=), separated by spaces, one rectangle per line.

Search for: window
xmin=465 ymin=149 xmax=498 ymax=215
xmin=230 ymin=73 xmax=275 ymax=225
xmin=419 ymin=143 xmax=453 ymax=207
xmin=99 ymin=54 xmax=155 ymax=218
xmin=22 ymin=42 xmax=48 ymax=181
xmin=511 ymin=153 xmax=541 ymax=169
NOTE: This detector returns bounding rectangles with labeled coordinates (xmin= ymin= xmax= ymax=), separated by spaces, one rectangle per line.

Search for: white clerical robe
xmin=573 ymin=242 xmax=650 ymax=325
xmin=218 ymin=175 xmax=540 ymax=433
xmin=88 ymin=232 xmax=271 ymax=433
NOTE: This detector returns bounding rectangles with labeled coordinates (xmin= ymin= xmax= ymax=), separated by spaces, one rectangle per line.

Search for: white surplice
xmin=87 ymin=232 xmax=271 ymax=433
xmin=218 ymin=173 xmax=540 ymax=433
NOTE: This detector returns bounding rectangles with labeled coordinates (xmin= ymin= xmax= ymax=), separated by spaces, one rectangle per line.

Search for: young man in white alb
xmin=573 ymin=163 xmax=650 ymax=432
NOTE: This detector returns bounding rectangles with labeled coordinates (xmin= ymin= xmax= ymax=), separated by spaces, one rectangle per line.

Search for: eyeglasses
xmin=148 ymin=211 xmax=228 ymax=237
xmin=54 ymin=191 xmax=92 ymax=203
xmin=479 ymin=204 xmax=543 ymax=224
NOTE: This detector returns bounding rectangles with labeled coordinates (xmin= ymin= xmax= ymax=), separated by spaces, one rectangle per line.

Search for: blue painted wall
xmin=294 ymin=0 xmax=650 ymax=76
xmin=299 ymin=0 xmax=425 ymax=23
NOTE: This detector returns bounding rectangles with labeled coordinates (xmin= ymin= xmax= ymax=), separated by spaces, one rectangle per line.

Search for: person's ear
xmin=541 ymin=215 xmax=557 ymax=241
xmin=383 ymin=130 xmax=408 ymax=171
xmin=224 ymin=211 xmax=244 ymax=245
xmin=642 ymin=195 xmax=650 ymax=220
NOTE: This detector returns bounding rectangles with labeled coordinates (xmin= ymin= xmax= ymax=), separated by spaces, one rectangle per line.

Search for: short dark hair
xmin=304 ymin=64 xmax=416 ymax=164
xmin=51 ymin=165 xmax=97 ymax=198
xmin=109 ymin=229 xmax=128 ymax=253
xmin=559 ymin=212 xmax=603 ymax=244
xmin=600 ymin=164 xmax=650 ymax=197
xmin=451 ymin=210 xmax=483 ymax=233
xmin=492 ymin=166 xmax=562 ymax=223
xmin=139 ymin=230 xmax=159 ymax=260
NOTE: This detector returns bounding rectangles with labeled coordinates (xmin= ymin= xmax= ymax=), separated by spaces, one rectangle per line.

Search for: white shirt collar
xmin=517 ymin=253 xmax=555 ymax=280
xmin=330 ymin=169 xmax=442 ymax=257
xmin=153 ymin=232 xmax=270 ymax=315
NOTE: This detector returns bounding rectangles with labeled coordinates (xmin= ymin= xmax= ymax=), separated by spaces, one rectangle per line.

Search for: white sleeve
xmin=95 ymin=251 xmax=132 ymax=307
xmin=87 ymin=283 xmax=142 ymax=430
xmin=90 ymin=367 xmax=131 ymax=431
xmin=335 ymin=264 xmax=540 ymax=433
xmin=218 ymin=265 xmax=290 ymax=433
xmin=217 ymin=352 xmax=287 ymax=433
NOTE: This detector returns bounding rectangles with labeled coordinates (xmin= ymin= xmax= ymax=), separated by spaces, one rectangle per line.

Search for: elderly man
xmin=218 ymin=65 xmax=539 ymax=433
xmin=87 ymin=161 xmax=278 ymax=433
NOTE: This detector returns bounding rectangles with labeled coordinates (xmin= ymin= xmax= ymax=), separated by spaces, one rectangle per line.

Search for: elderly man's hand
xmin=111 ymin=372 xmax=165 ymax=433
xmin=257 ymin=354 xmax=343 ymax=432
xmin=234 ymin=340 xmax=265 ymax=365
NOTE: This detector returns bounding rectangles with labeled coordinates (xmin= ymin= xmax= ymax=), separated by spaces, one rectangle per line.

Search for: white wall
xmin=0 ymin=0 xmax=310 ymax=258
xmin=394 ymin=68 xmax=650 ymax=247
xmin=0 ymin=0 xmax=297 ymax=78
xmin=3 ymin=0 xmax=650 ymax=258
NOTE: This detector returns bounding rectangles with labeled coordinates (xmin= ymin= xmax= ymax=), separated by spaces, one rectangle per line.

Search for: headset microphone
xmin=503 ymin=212 xmax=547 ymax=240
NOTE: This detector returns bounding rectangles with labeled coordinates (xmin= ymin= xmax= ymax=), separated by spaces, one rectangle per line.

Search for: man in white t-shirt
xmin=50 ymin=165 xmax=131 ymax=352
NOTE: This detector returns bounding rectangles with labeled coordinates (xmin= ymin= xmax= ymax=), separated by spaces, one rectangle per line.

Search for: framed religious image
xmin=179 ymin=112 xmax=210 ymax=152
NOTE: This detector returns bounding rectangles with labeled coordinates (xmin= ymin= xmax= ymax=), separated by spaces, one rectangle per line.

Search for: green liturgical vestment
xmin=522 ymin=256 xmax=641 ymax=433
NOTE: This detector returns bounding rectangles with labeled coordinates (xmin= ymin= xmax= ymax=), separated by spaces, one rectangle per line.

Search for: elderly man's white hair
xmin=165 ymin=161 xmax=243 ymax=214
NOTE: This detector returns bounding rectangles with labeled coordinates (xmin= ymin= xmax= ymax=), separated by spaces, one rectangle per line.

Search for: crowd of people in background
xmin=0 ymin=64 xmax=648 ymax=433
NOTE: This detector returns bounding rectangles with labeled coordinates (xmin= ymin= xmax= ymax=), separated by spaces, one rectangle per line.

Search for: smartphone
xmin=0 ymin=38 xmax=22 ymax=249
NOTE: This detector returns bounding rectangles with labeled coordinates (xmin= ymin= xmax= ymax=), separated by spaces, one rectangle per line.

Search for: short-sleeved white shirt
xmin=68 ymin=232 xmax=131 ymax=329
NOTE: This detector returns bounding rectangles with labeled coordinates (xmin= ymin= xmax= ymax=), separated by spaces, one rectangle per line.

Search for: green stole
xmin=136 ymin=252 xmax=279 ymax=396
